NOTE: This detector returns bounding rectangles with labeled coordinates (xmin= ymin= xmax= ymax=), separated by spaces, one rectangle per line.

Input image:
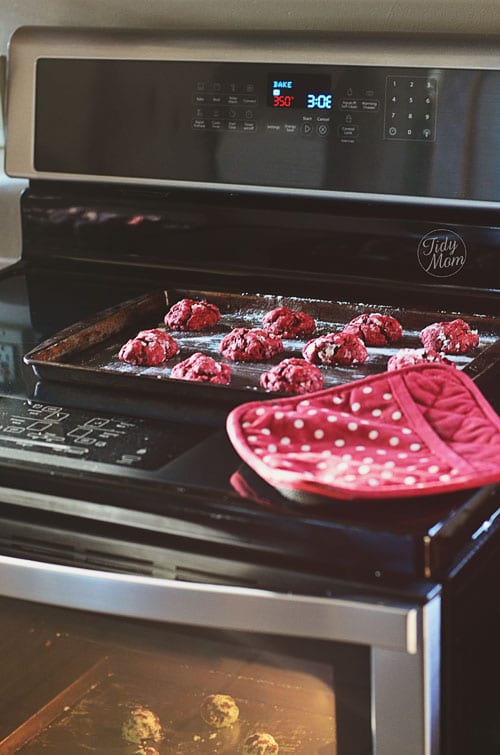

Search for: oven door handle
xmin=0 ymin=553 xmax=422 ymax=653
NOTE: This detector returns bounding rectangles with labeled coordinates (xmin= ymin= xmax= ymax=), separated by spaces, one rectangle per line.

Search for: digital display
xmin=268 ymin=73 xmax=332 ymax=110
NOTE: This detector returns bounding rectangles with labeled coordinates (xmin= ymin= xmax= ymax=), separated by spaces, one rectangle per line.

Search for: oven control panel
xmin=190 ymin=70 xmax=438 ymax=144
xmin=6 ymin=29 xmax=500 ymax=204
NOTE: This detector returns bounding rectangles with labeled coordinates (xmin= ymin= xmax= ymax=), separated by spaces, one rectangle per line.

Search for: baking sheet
xmin=24 ymin=288 xmax=500 ymax=407
xmin=5 ymin=649 xmax=337 ymax=753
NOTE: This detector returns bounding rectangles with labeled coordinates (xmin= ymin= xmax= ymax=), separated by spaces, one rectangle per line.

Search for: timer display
xmin=268 ymin=73 xmax=332 ymax=110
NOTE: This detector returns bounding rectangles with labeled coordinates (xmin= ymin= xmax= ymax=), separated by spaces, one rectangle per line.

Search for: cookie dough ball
xmin=165 ymin=298 xmax=221 ymax=331
xmin=260 ymin=358 xmax=324 ymax=394
xmin=170 ymin=352 xmax=231 ymax=384
xmin=122 ymin=706 xmax=163 ymax=745
xmin=387 ymin=348 xmax=454 ymax=371
xmin=343 ymin=313 xmax=403 ymax=346
xmin=303 ymin=332 xmax=367 ymax=366
xmin=262 ymin=306 xmax=316 ymax=339
xmin=242 ymin=732 xmax=279 ymax=754
xmin=219 ymin=328 xmax=284 ymax=362
xmin=119 ymin=328 xmax=179 ymax=366
xmin=200 ymin=694 xmax=240 ymax=728
xmin=419 ymin=318 xmax=479 ymax=354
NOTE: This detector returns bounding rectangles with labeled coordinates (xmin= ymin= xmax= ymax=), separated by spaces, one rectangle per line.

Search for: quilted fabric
xmin=226 ymin=363 xmax=500 ymax=500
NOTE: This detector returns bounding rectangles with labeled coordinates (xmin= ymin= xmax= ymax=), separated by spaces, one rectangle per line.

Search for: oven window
xmin=0 ymin=596 xmax=372 ymax=754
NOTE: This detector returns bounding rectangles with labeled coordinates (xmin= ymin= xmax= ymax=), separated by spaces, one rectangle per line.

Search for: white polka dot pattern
xmin=228 ymin=364 xmax=500 ymax=501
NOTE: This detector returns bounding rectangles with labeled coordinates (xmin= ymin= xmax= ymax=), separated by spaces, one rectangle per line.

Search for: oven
xmin=1 ymin=25 xmax=500 ymax=755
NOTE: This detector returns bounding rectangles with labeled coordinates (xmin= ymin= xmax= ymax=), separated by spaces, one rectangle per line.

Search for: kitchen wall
xmin=1 ymin=0 xmax=500 ymax=264
xmin=2 ymin=0 xmax=500 ymax=50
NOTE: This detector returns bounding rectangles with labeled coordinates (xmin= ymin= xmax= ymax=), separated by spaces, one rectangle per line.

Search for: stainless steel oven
xmin=0 ymin=26 xmax=499 ymax=755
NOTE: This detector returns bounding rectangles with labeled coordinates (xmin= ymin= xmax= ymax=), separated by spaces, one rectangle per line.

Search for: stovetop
xmin=0 ymin=257 xmax=499 ymax=591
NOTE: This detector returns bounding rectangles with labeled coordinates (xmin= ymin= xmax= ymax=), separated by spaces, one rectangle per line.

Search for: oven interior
xmin=0 ymin=595 xmax=372 ymax=755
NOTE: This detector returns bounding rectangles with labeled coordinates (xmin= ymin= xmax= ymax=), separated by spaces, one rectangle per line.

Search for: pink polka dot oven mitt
xmin=226 ymin=363 xmax=500 ymax=501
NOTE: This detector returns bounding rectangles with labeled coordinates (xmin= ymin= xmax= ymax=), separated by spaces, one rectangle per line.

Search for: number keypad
xmin=384 ymin=76 xmax=437 ymax=141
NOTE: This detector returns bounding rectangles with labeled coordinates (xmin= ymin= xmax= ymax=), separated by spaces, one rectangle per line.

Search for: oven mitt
xmin=226 ymin=363 xmax=500 ymax=501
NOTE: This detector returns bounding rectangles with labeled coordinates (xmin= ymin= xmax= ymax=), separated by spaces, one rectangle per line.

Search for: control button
xmin=346 ymin=88 xmax=354 ymax=96
xmin=317 ymin=123 xmax=329 ymax=136
xmin=213 ymin=81 xmax=222 ymax=92
xmin=195 ymin=107 xmax=205 ymax=118
xmin=245 ymin=109 xmax=254 ymax=119
xmin=193 ymin=94 xmax=208 ymax=104
xmin=384 ymin=75 xmax=437 ymax=141
xmin=245 ymin=83 xmax=256 ymax=93
xmin=340 ymin=99 xmax=358 ymax=111
xmin=210 ymin=95 xmax=223 ymax=105
xmin=242 ymin=121 xmax=256 ymax=131
xmin=196 ymin=81 xmax=207 ymax=91
xmin=266 ymin=123 xmax=282 ymax=133
xmin=361 ymin=99 xmax=380 ymax=112
xmin=211 ymin=108 xmax=222 ymax=119
xmin=316 ymin=115 xmax=331 ymax=123
xmin=228 ymin=108 xmax=238 ymax=119
xmin=227 ymin=95 xmax=240 ymax=106
xmin=283 ymin=123 xmax=298 ymax=134
xmin=338 ymin=124 xmax=359 ymax=139
xmin=365 ymin=89 xmax=375 ymax=97
xmin=301 ymin=122 xmax=314 ymax=135
xmin=228 ymin=82 xmax=238 ymax=93
xmin=192 ymin=119 xmax=208 ymax=130
xmin=227 ymin=121 xmax=239 ymax=131
xmin=210 ymin=119 xmax=224 ymax=130
xmin=242 ymin=96 xmax=258 ymax=106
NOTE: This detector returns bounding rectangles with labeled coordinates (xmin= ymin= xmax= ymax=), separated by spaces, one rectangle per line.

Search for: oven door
xmin=0 ymin=555 xmax=439 ymax=755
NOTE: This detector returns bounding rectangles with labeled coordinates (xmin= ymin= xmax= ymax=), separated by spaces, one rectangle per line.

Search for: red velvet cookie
xmin=260 ymin=358 xmax=324 ymax=394
xmin=343 ymin=312 xmax=403 ymax=346
xmin=303 ymin=332 xmax=367 ymax=366
xmin=420 ymin=318 xmax=479 ymax=354
xmin=262 ymin=306 xmax=316 ymax=338
xmin=119 ymin=328 xmax=179 ymax=366
xmin=242 ymin=732 xmax=279 ymax=755
xmin=219 ymin=328 xmax=284 ymax=362
xmin=387 ymin=348 xmax=454 ymax=372
xmin=164 ymin=298 xmax=221 ymax=331
xmin=170 ymin=352 xmax=231 ymax=384
xmin=200 ymin=694 xmax=239 ymax=728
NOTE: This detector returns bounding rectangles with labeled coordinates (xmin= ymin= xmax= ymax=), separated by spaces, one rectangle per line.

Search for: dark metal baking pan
xmin=24 ymin=288 xmax=500 ymax=408
xmin=4 ymin=649 xmax=337 ymax=753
